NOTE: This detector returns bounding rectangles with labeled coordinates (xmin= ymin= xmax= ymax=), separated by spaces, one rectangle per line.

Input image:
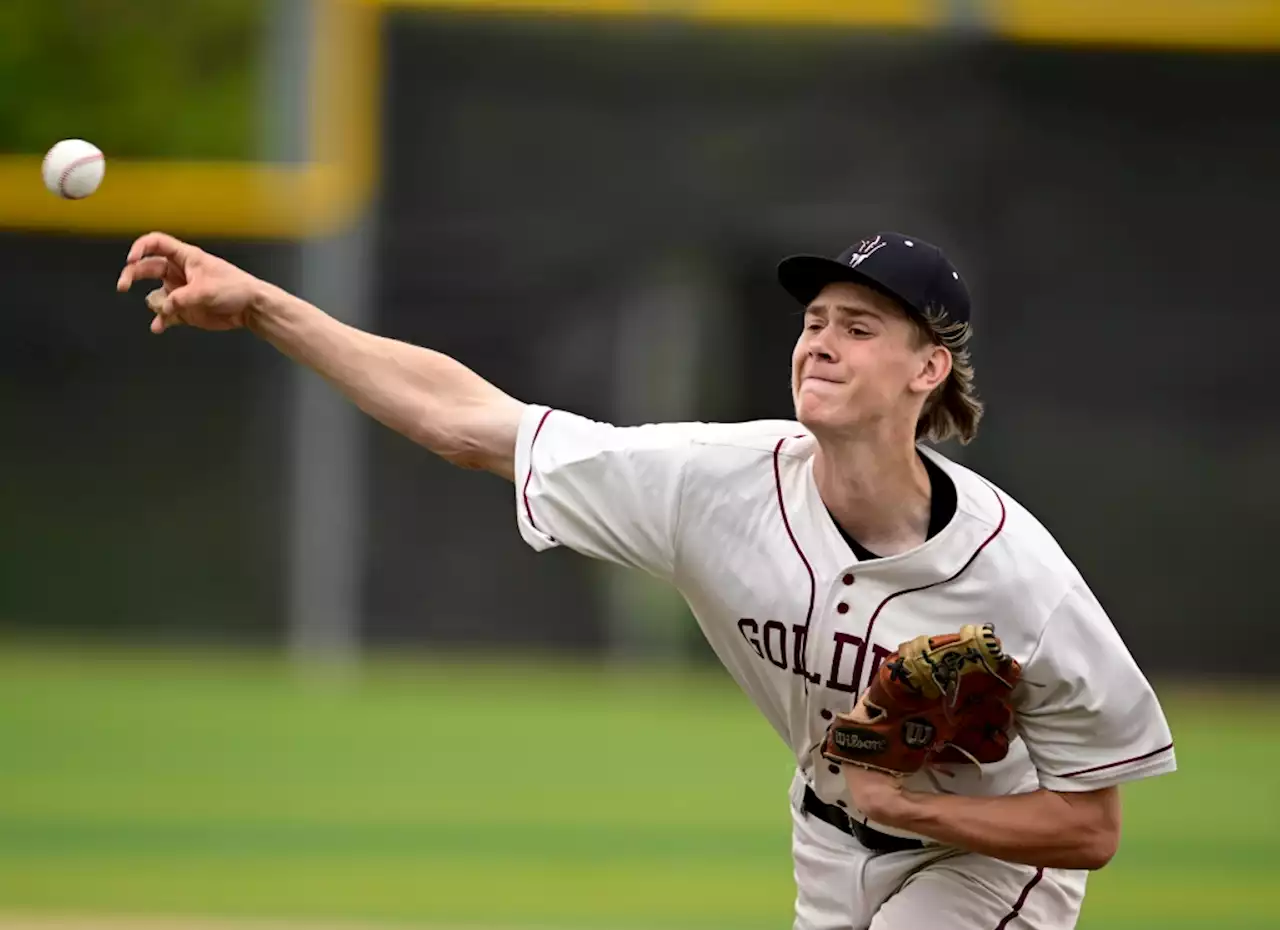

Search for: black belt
xmin=802 ymin=785 xmax=925 ymax=853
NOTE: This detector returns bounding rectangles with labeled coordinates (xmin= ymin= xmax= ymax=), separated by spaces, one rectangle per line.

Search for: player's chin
xmin=796 ymin=409 xmax=848 ymax=438
xmin=794 ymin=391 xmax=849 ymax=431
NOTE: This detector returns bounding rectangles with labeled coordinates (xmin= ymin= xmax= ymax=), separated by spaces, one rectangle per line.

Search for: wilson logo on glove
xmin=820 ymin=623 xmax=1022 ymax=777
xmin=830 ymin=729 xmax=889 ymax=754
xmin=901 ymin=719 xmax=936 ymax=749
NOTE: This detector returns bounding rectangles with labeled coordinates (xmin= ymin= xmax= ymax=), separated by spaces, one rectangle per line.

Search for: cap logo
xmin=848 ymin=236 xmax=887 ymax=269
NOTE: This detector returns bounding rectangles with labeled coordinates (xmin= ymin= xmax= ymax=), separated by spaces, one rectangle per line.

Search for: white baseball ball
xmin=42 ymin=139 xmax=106 ymax=199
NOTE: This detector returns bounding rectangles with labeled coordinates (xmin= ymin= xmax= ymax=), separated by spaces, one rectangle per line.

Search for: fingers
xmin=145 ymin=286 xmax=172 ymax=334
xmin=157 ymin=282 xmax=207 ymax=326
xmin=143 ymin=283 xmax=195 ymax=335
xmin=150 ymin=312 xmax=183 ymax=335
xmin=118 ymin=232 xmax=197 ymax=292
xmin=126 ymin=231 xmax=193 ymax=265
xmin=119 ymin=256 xmax=176 ymax=292
xmin=149 ymin=295 xmax=185 ymax=334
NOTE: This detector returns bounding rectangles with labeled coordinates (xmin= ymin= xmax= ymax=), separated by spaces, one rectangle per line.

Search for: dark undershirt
xmin=828 ymin=454 xmax=957 ymax=561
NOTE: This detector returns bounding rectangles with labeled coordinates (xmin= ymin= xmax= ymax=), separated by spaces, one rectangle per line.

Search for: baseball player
xmin=116 ymin=229 xmax=1176 ymax=929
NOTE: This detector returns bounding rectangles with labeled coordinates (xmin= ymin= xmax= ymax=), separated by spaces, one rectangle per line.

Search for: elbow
xmin=436 ymin=430 xmax=508 ymax=475
xmin=1076 ymin=833 xmax=1118 ymax=871
xmin=439 ymin=441 xmax=492 ymax=471
xmin=1052 ymin=785 xmax=1122 ymax=871
xmin=434 ymin=424 xmax=517 ymax=479
xmin=1068 ymin=819 xmax=1120 ymax=871
xmin=1040 ymin=832 xmax=1115 ymax=871
xmin=412 ymin=414 xmax=483 ymax=465
xmin=424 ymin=398 xmax=520 ymax=477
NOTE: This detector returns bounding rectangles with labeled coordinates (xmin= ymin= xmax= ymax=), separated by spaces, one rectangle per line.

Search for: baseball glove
xmin=820 ymin=623 xmax=1020 ymax=777
xmin=930 ymin=674 xmax=1019 ymax=768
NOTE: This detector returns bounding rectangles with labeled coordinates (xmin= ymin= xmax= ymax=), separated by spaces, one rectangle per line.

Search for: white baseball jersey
xmin=513 ymin=404 xmax=1176 ymax=840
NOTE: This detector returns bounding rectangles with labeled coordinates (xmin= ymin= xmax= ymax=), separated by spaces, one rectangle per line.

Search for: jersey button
xmin=843 ymin=573 xmax=854 ymax=585
xmin=820 ymin=709 xmax=833 ymax=721
xmin=836 ymin=602 xmax=849 ymax=614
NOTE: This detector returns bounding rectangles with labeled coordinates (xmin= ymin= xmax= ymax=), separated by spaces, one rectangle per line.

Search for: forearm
xmin=247 ymin=281 xmax=523 ymax=477
xmin=893 ymin=787 xmax=1119 ymax=870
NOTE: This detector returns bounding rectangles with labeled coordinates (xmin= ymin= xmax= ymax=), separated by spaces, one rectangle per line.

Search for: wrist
xmin=841 ymin=766 xmax=920 ymax=827
xmin=888 ymin=788 xmax=935 ymax=832
xmin=245 ymin=279 xmax=287 ymax=333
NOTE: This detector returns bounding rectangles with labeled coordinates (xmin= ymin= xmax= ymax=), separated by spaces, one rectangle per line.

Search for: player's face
xmin=791 ymin=282 xmax=946 ymax=436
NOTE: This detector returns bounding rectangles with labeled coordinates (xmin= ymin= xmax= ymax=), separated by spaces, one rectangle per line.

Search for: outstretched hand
xmin=116 ymin=232 xmax=266 ymax=334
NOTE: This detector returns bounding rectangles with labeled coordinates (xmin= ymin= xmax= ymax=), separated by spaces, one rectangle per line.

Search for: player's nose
xmin=806 ymin=340 xmax=837 ymax=364
xmin=804 ymin=325 xmax=838 ymax=360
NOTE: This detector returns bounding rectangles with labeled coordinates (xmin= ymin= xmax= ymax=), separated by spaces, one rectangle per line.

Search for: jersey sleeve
xmin=1014 ymin=583 xmax=1177 ymax=792
xmin=514 ymin=404 xmax=696 ymax=580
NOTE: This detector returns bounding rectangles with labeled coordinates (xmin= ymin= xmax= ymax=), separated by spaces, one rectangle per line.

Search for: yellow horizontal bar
xmin=0 ymin=158 xmax=363 ymax=239
xmin=374 ymin=0 xmax=941 ymax=28
xmin=992 ymin=0 xmax=1280 ymax=49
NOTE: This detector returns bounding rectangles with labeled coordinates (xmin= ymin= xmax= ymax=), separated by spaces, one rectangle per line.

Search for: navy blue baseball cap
xmin=777 ymin=232 xmax=971 ymax=326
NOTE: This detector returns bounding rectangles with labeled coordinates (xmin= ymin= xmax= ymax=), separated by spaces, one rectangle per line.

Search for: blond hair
xmin=912 ymin=304 xmax=983 ymax=445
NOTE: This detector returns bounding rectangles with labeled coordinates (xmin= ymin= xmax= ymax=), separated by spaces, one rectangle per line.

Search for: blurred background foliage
xmin=0 ymin=0 xmax=261 ymax=159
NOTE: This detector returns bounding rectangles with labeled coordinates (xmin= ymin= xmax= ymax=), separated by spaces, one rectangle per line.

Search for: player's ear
xmin=912 ymin=344 xmax=952 ymax=394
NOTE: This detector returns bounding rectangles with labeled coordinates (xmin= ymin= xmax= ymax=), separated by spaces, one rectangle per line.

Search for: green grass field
xmin=1 ymin=644 xmax=1277 ymax=929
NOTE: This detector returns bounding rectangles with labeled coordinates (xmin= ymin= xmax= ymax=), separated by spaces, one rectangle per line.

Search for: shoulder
xmin=923 ymin=446 xmax=1095 ymax=625
xmin=689 ymin=419 xmax=813 ymax=455
xmin=522 ymin=407 xmax=818 ymax=496
xmin=525 ymin=405 xmax=808 ymax=461
xmin=923 ymin=447 xmax=1081 ymax=577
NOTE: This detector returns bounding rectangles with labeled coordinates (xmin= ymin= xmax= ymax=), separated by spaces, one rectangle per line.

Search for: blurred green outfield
xmin=1 ymin=643 xmax=1277 ymax=930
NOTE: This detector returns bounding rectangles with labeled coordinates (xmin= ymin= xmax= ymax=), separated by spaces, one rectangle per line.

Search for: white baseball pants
xmin=788 ymin=773 xmax=1088 ymax=930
